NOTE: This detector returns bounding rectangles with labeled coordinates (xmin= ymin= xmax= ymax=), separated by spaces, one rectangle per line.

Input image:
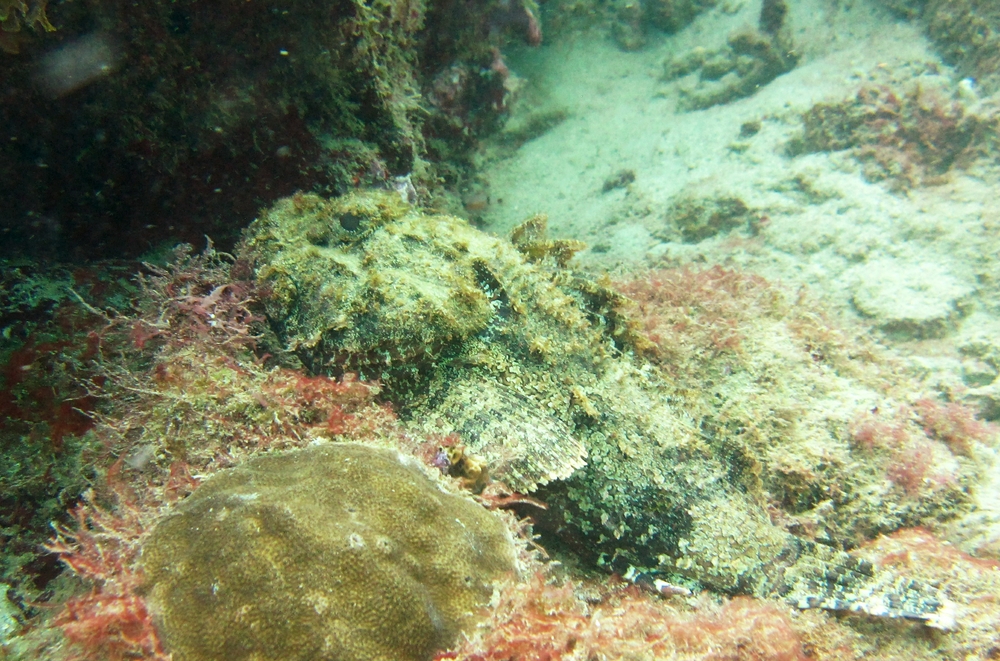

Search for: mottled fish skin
xmin=782 ymin=541 xmax=956 ymax=629
xmin=240 ymin=190 xmax=954 ymax=626
xmin=416 ymin=375 xmax=587 ymax=493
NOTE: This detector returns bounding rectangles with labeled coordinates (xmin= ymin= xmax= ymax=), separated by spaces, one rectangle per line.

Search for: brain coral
xmin=140 ymin=442 xmax=517 ymax=661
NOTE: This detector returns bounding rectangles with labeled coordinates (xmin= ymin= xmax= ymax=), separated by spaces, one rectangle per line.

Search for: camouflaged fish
xmin=239 ymin=190 xmax=955 ymax=629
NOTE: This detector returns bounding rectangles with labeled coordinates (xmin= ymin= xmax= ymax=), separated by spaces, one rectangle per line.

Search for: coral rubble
xmin=911 ymin=0 xmax=1000 ymax=95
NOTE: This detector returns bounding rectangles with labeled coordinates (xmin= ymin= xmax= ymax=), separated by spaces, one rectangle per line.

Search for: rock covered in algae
xmin=238 ymin=190 xmax=955 ymax=626
xmin=140 ymin=443 xmax=516 ymax=661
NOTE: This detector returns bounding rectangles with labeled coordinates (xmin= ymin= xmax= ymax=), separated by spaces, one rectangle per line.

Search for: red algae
xmin=913 ymin=399 xmax=998 ymax=456
xmin=46 ymin=497 xmax=167 ymax=661
xmin=453 ymin=572 xmax=807 ymax=661
xmin=847 ymin=401 xmax=989 ymax=497
xmin=12 ymin=233 xmax=996 ymax=661
xmin=614 ymin=265 xmax=780 ymax=365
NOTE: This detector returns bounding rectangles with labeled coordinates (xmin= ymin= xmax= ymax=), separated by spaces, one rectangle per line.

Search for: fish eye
xmin=339 ymin=212 xmax=362 ymax=232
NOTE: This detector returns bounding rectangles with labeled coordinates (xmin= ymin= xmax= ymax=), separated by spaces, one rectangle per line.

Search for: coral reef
xmin=141 ymin=443 xmax=517 ymax=661
xmin=239 ymin=189 xmax=983 ymax=626
xmin=1 ymin=242 xmax=523 ymax=661
xmin=3 ymin=208 xmax=998 ymax=660
xmin=788 ymin=80 xmax=1000 ymax=190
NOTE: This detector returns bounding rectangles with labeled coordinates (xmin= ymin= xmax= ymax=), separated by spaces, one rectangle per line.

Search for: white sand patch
xmin=477 ymin=0 xmax=996 ymax=329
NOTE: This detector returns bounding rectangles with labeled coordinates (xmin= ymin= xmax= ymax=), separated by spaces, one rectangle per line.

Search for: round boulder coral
xmin=140 ymin=443 xmax=517 ymax=661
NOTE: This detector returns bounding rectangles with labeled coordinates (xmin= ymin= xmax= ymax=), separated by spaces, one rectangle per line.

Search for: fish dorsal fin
xmin=423 ymin=376 xmax=588 ymax=493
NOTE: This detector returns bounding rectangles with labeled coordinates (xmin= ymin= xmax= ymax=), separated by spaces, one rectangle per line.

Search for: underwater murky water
xmin=2 ymin=0 xmax=999 ymax=659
